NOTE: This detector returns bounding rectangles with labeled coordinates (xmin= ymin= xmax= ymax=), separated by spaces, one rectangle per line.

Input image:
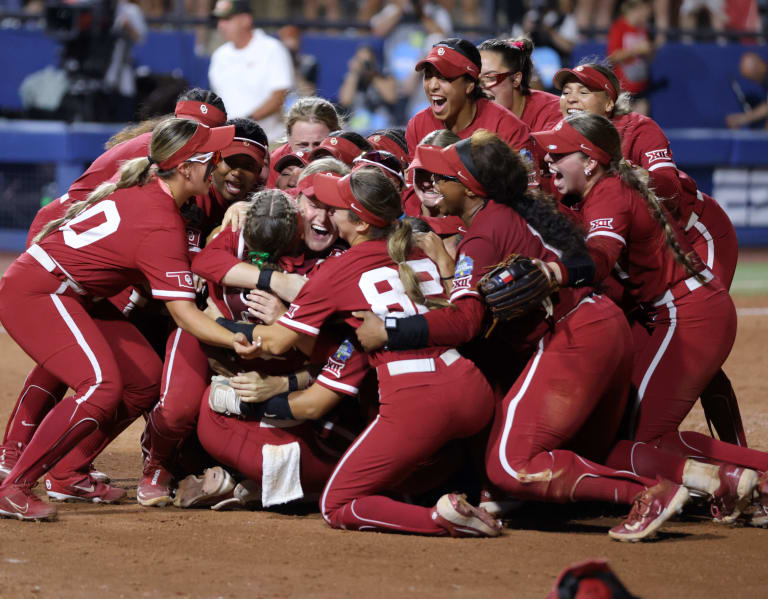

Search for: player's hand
xmin=414 ymin=232 xmax=454 ymax=275
xmin=193 ymin=273 xmax=206 ymax=294
xmin=220 ymin=200 xmax=250 ymax=231
xmin=233 ymin=333 xmax=262 ymax=359
xmin=245 ymin=290 xmax=286 ymax=325
xmin=228 ymin=371 xmax=285 ymax=403
xmin=352 ymin=311 xmax=387 ymax=352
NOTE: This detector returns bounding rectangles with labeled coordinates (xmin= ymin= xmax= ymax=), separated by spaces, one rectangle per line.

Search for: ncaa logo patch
xmin=589 ymin=218 xmax=614 ymax=231
xmin=452 ymin=254 xmax=474 ymax=291
xmin=644 ymin=149 xmax=670 ymax=164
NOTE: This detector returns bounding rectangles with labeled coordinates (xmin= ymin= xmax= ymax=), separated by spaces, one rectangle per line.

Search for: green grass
xmin=732 ymin=262 xmax=768 ymax=295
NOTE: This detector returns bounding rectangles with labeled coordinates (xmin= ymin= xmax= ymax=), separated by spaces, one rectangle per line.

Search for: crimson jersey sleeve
xmin=277 ymin=261 xmax=339 ymax=336
xmin=405 ymin=116 xmax=421 ymax=163
xmin=627 ymin=119 xmax=682 ymax=206
xmin=191 ymin=228 xmax=243 ymax=284
xmin=581 ymin=187 xmax=633 ymax=284
xmin=135 ymin=225 xmax=197 ymax=301
xmin=423 ymin=295 xmax=486 ymax=347
xmin=448 ymin=236 xmax=506 ymax=302
xmin=315 ymin=338 xmax=370 ymax=396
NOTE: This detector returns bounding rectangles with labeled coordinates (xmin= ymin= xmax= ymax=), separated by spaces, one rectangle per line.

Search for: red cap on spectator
xmin=174 ymin=100 xmax=227 ymax=128
xmin=532 ymin=119 xmax=612 ymax=165
xmin=552 ymin=65 xmax=618 ymax=101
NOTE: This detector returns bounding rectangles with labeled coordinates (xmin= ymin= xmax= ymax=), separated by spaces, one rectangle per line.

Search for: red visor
xmin=156 ymin=123 xmax=235 ymax=171
xmin=415 ymin=45 xmax=480 ymax=80
xmin=313 ymin=173 xmax=392 ymax=228
xmin=296 ymin=171 xmax=321 ymax=198
xmin=552 ymin=66 xmax=618 ymax=101
xmin=309 ymin=136 xmax=363 ymax=166
xmin=532 ymin=119 xmax=612 ymax=165
xmin=222 ymin=137 xmax=268 ymax=165
xmin=274 ymin=150 xmax=309 ymax=173
xmin=412 ymin=144 xmax=487 ymax=198
xmin=367 ymin=134 xmax=408 ymax=168
xmin=174 ymin=100 xmax=227 ymax=127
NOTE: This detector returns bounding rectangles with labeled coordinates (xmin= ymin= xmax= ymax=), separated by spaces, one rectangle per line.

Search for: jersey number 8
xmin=358 ymin=258 xmax=443 ymax=318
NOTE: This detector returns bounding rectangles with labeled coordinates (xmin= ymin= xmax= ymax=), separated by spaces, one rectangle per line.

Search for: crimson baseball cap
xmin=532 ymin=118 xmax=612 ymax=165
xmin=174 ymin=100 xmax=227 ymax=128
xmin=415 ymin=38 xmax=481 ymax=80
xmin=352 ymin=150 xmax=405 ymax=188
xmin=412 ymin=139 xmax=487 ymax=198
xmin=552 ymin=65 xmax=618 ymax=101
xmin=222 ymin=136 xmax=268 ymax=166
xmin=367 ymin=132 xmax=408 ymax=168
xmin=313 ymin=173 xmax=392 ymax=227
xmin=309 ymin=135 xmax=367 ymax=166
xmin=156 ymin=122 xmax=235 ymax=170
xmin=274 ymin=150 xmax=309 ymax=173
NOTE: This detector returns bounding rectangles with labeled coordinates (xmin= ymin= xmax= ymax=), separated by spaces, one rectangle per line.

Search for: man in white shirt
xmin=209 ymin=0 xmax=294 ymax=142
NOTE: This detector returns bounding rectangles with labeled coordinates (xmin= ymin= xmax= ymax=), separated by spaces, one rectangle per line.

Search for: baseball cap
xmin=531 ymin=119 xmax=612 ymax=165
xmin=156 ymin=123 xmax=235 ymax=171
xmin=274 ymin=150 xmax=309 ymax=173
xmin=552 ymin=65 xmax=618 ymax=101
xmin=174 ymin=100 xmax=227 ymax=128
xmin=411 ymin=139 xmax=487 ymax=198
xmin=309 ymin=135 xmax=366 ymax=166
xmin=352 ymin=150 xmax=405 ymax=188
xmin=211 ymin=0 xmax=251 ymax=19
xmin=415 ymin=39 xmax=481 ymax=80
xmin=313 ymin=173 xmax=392 ymax=227
xmin=367 ymin=132 xmax=408 ymax=168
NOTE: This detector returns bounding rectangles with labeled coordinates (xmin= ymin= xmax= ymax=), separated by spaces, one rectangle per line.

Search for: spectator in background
xmin=521 ymin=0 xmax=581 ymax=62
xmin=726 ymin=52 xmax=768 ymax=129
xmin=608 ymin=0 xmax=654 ymax=115
xmin=575 ymin=0 xmax=614 ymax=39
xmin=278 ymin=25 xmax=318 ymax=98
xmin=679 ymin=0 xmax=726 ymax=43
xmin=370 ymin=0 xmax=452 ymax=120
xmin=104 ymin=0 xmax=147 ymax=121
xmin=339 ymin=45 xmax=398 ymax=132
xmin=209 ymin=0 xmax=294 ymax=142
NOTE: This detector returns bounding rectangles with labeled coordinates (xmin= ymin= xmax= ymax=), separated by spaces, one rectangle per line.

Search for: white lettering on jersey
xmin=589 ymin=218 xmax=614 ymax=231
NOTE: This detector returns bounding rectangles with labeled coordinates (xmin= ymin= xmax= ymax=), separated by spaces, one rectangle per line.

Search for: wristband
xmin=440 ymin=274 xmax=454 ymax=281
xmin=385 ymin=314 xmax=429 ymax=350
xmin=288 ymin=373 xmax=299 ymax=392
xmin=562 ymin=253 xmax=595 ymax=288
xmin=257 ymin=268 xmax=274 ymax=291
xmin=216 ymin=317 xmax=256 ymax=343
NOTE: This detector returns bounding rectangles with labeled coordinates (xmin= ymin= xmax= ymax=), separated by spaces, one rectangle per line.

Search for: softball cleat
xmin=0 ymin=482 xmax=57 ymax=521
xmin=609 ymin=480 xmax=689 ymax=542
xmin=44 ymin=473 xmax=126 ymax=504
xmin=137 ymin=463 xmax=174 ymax=507
xmin=710 ymin=465 xmax=759 ymax=524
xmin=432 ymin=493 xmax=503 ymax=538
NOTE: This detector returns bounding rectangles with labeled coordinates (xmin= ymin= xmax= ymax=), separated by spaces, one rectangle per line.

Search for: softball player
xmin=0 ymin=119 xmax=256 ymax=521
xmin=354 ymin=130 xmax=690 ymax=541
xmin=238 ymin=167 xmax=502 ymax=537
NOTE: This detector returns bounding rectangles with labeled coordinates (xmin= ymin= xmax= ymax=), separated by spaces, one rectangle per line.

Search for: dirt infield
xmin=2 ymin=251 xmax=768 ymax=598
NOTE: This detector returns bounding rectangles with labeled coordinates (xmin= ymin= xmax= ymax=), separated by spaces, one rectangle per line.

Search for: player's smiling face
xmin=276 ymin=165 xmax=302 ymax=190
xmin=560 ymin=81 xmax=614 ymax=118
xmin=433 ymin=176 xmax=466 ymax=216
xmin=298 ymin=192 xmax=339 ymax=252
xmin=212 ymin=154 xmax=260 ymax=202
xmin=330 ymin=208 xmax=358 ymax=244
xmin=479 ymin=50 xmax=516 ymax=111
xmin=545 ymin=151 xmax=589 ymax=195
xmin=423 ymin=65 xmax=474 ymax=123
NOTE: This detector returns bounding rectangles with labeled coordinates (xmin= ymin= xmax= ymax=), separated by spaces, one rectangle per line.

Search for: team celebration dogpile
xmin=0 ymin=34 xmax=764 ymax=547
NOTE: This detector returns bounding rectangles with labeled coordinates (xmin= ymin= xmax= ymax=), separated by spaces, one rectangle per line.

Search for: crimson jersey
xmin=33 ymin=179 xmax=195 ymax=302
xmin=406 ymin=98 xmax=532 ymax=161
xmin=520 ymin=90 xmax=562 ymax=132
xmin=563 ymin=175 xmax=699 ymax=304
xmin=278 ymin=239 xmax=450 ymax=369
xmin=316 ymin=337 xmax=371 ymax=397
xmin=266 ymin=142 xmax=292 ymax=189
xmin=183 ymin=185 xmax=231 ymax=254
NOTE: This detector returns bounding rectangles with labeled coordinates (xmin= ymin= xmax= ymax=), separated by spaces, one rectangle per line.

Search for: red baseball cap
xmin=532 ymin=119 xmax=612 ymax=165
xmin=174 ymin=100 xmax=227 ymax=128
xmin=313 ymin=173 xmax=392 ymax=228
xmin=552 ymin=65 xmax=618 ymax=101
xmin=222 ymin=136 xmax=268 ymax=166
xmin=416 ymin=41 xmax=481 ymax=80
xmin=156 ymin=123 xmax=235 ymax=170
xmin=309 ymin=136 xmax=364 ymax=166
xmin=412 ymin=140 xmax=487 ymax=198
xmin=274 ymin=150 xmax=309 ymax=173
xmin=367 ymin=133 xmax=408 ymax=168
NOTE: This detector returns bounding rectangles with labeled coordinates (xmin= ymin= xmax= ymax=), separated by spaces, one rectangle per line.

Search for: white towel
xmin=261 ymin=442 xmax=303 ymax=507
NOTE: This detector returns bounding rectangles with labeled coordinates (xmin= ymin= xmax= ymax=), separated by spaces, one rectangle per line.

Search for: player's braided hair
xmin=477 ymin=37 xmax=534 ymax=95
xmin=467 ymin=129 xmax=590 ymax=260
xmin=285 ymin=96 xmax=343 ymax=138
xmin=34 ymin=118 xmax=199 ymax=244
xmin=243 ymin=189 xmax=298 ymax=264
xmin=566 ymin=112 xmax=707 ymax=284
xmin=347 ymin=167 xmax=450 ymax=310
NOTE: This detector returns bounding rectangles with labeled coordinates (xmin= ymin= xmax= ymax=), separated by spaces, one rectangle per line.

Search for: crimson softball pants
xmin=197 ymin=391 xmax=338 ymax=496
xmin=144 ymin=328 xmax=210 ymax=467
xmin=0 ymin=256 xmax=159 ymax=486
xmin=321 ymin=352 xmax=494 ymax=535
xmin=485 ymin=296 xmax=655 ymax=505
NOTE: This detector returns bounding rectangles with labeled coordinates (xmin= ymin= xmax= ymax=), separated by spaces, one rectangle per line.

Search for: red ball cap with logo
xmin=174 ymin=100 xmax=227 ymax=128
xmin=155 ymin=123 xmax=235 ymax=171
xmin=222 ymin=136 xmax=268 ymax=166
xmin=552 ymin=65 xmax=618 ymax=101
xmin=274 ymin=150 xmax=310 ymax=173
xmin=309 ymin=136 xmax=366 ymax=166
xmin=532 ymin=118 xmax=612 ymax=165
xmin=312 ymin=173 xmax=392 ymax=227
xmin=415 ymin=39 xmax=481 ymax=80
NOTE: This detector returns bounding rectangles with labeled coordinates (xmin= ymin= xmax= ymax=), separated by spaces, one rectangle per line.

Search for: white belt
xmin=652 ymin=269 xmax=714 ymax=308
xmin=385 ymin=349 xmax=460 ymax=376
xmin=27 ymin=243 xmax=87 ymax=296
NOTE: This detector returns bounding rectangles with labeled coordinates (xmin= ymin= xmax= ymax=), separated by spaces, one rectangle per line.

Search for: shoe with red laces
xmin=609 ymin=480 xmax=689 ymax=542
xmin=0 ymin=441 xmax=23 ymax=481
xmin=0 ymin=482 xmax=57 ymax=521
xmin=44 ymin=473 xmax=125 ymax=503
xmin=743 ymin=471 xmax=768 ymax=528
xmin=173 ymin=466 xmax=236 ymax=508
xmin=431 ymin=493 xmax=503 ymax=538
xmin=137 ymin=463 xmax=174 ymax=507
xmin=710 ymin=465 xmax=759 ymax=523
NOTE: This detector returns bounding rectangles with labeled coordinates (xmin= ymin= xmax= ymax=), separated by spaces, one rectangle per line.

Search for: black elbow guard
xmin=385 ymin=314 xmax=430 ymax=350
xmin=563 ymin=254 xmax=595 ymax=288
